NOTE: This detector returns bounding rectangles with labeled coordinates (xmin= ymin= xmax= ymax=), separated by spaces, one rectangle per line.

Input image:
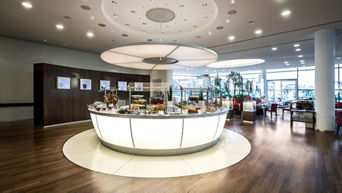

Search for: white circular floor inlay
xmin=63 ymin=129 xmax=251 ymax=178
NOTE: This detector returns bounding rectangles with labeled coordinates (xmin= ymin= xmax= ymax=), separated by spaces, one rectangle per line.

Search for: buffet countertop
xmin=88 ymin=108 xmax=228 ymax=119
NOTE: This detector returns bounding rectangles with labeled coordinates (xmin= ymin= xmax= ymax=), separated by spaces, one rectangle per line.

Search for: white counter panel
xmin=181 ymin=116 xmax=219 ymax=148
xmin=90 ymin=114 xmax=103 ymax=140
xmin=131 ymin=119 xmax=183 ymax=149
xmin=213 ymin=114 xmax=227 ymax=140
xmin=96 ymin=115 xmax=134 ymax=148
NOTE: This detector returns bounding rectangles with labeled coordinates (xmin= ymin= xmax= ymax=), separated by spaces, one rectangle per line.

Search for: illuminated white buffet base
xmin=89 ymin=109 xmax=228 ymax=156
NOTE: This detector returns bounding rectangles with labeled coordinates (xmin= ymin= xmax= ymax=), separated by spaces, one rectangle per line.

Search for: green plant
xmin=167 ymin=86 xmax=173 ymax=101
xmin=233 ymin=94 xmax=245 ymax=99
xmin=214 ymin=74 xmax=222 ymax=88
xmin=226 ymin=71 xmax=243 ymax=96
xmin=199 ymin=91 xmax=204 ymax=101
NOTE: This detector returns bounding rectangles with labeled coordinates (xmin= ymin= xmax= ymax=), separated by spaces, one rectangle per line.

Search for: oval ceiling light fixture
xmin=207 ymin=59 xmax=265 ymax=68
xmin=22 ymin=1 xmax=32 ymax=9
xmin=281 ymin=9 xmax=291 ymax=17
xmin=100 ymin=42 xmax=218 ymax=70
xmin=86 ymin=32 xmax=94 ymax=38
xmin=228 ymin=35 xmax=235 ymax=41
xmin=56 ymin=24 xmax=64 ymax=30
xmin=254 ymin=29 xmax=263 ymax=35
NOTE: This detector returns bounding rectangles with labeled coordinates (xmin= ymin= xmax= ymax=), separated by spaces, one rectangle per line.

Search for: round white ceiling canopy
xmin=207 ymin=59 xmax=265 ymax=68
xmin=100 ymin=42 xmax=218 ymax=70
xmin=101 ymin=0 xmax=218 ymax=35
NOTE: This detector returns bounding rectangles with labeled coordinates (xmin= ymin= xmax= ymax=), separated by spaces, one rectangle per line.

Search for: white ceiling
xmin=0 ymin=0 xmax=342 ymax=73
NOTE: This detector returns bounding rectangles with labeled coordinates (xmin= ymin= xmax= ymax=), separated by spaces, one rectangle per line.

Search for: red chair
xmin=336 ymin=111 xmax=342 ymax=135
xmin=282 ymin=102 xmax=293 ymax=117
xmin=336 ymin=102 xmax=342 ymax=109
xmin=266 ymin=104 xmax=278 ymax=118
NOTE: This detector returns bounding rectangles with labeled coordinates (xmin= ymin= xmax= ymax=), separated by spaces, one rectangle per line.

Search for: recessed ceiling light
xmin=98 ymin=23 xmax=106 ymax=27
xmin=207 ymin=59 xmax=265 ymax=68
xmin=281 ymin=10 xmax=291 ymax=17
xmin=90 ymin=16 xmax=95 ymax=20
xmin=294 ymin=44 xmax=300 ymax=47
xmin=254 ymin=29 xmax=263 ymax=35
xmin=271 ymin=47 xmax=278 ymax=51
xmin=298 ymin=55 xmax=303 ymax=58
xmin=43 ymin=39 xmax=47 ymax=42
xmin=208 ymin=31 xmax=212 ymax=35
xmin=231 ymin=0 xmax=236 ymax=4
xmin=87 ymin=32 xmax=94 ymax=38
xmin=228 ymin=35 xmax=235 ymax=41
xmin=226 ymin=19 xmax=230 ymax=23
xmin=56 ymin=24 xmax=64 ymax=30
xmin=295 ymin=48 xmax=301 ymax=52
xmin=21 ymin=1 xmax=32 ymax=9
xmin=216 ymin=26 xmax=224 ymax=30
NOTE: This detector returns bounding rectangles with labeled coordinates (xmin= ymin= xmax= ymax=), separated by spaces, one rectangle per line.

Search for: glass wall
xmin=173 ymin=63 xmax=342 ymax=102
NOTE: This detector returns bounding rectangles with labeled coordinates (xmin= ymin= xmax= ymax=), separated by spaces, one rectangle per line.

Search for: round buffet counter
xmin=89 ymin=109 xmax=228 ymax=156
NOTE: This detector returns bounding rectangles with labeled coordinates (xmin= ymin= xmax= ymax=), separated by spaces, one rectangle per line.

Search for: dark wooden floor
xmin=0 ymin=112 xmax=341 ymax=193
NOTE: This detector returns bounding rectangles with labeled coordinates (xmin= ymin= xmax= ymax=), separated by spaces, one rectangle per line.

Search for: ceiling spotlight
xmin=254 ymin=29 xmax=263 ymax=35
xmin=295 ymin=48 xmax=302 ymax=52
xmin=90 ymin=16 xmax=95 ymax=20
xmin=228 ymin=35 xmax=235 ymax=41
xmin=298 ymin=55 xmax=303 ymax=58
xmin=281 ymin=10 xmax=291 ymax=17
xmin=87 ymin=32 xmax=94 ymax=38
xmin=22 ymin=1 xmax=32 ymax=8
xmin=231 ymin=0 xmax=236 ymax=4
xmin=56 ymin=24 xmax=64 ymax=30
xmin=226 ymin=19 xmax=230 ymax=23
xmin=294 ymin=44 xmax=300 ymax=47
xmin=208 ymin=31 xmax=212 ymax=35
xmin=271 ymin=47 xmax=278 ymax=51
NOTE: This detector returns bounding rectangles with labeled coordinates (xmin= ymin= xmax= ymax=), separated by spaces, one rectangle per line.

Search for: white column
xmin=262 ymin=69 xmax=267 ymax=102
xmin=315 ymin=29 xmax=335 ymax=132
xmin=150 ymin=70 xmax=173 ymax=86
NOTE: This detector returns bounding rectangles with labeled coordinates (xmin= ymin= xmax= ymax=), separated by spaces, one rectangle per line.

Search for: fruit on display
xmin=132 ymin=103 xmax=144 ymax=107
xmin=155 ymin=104 xmax=165 ymax=111
xmin=206 ymin=107 xmax=217 ymax=112
xmin=188 ymin=109 xmax=199 ymax=114
xmin=105 ymin=94 xmax=119 ymax=105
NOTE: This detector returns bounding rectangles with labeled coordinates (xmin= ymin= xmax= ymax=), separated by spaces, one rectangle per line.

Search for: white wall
xmin=0 ymin=36 xmax=149 ymax=122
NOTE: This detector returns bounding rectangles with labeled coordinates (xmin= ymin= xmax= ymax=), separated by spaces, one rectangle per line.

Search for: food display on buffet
xmin=87 ymin=83 xmax=227 ymax=117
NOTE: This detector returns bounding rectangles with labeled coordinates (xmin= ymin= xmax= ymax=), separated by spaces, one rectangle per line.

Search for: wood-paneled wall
xmin=34 ymin=63 xmax=150 ymax=126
